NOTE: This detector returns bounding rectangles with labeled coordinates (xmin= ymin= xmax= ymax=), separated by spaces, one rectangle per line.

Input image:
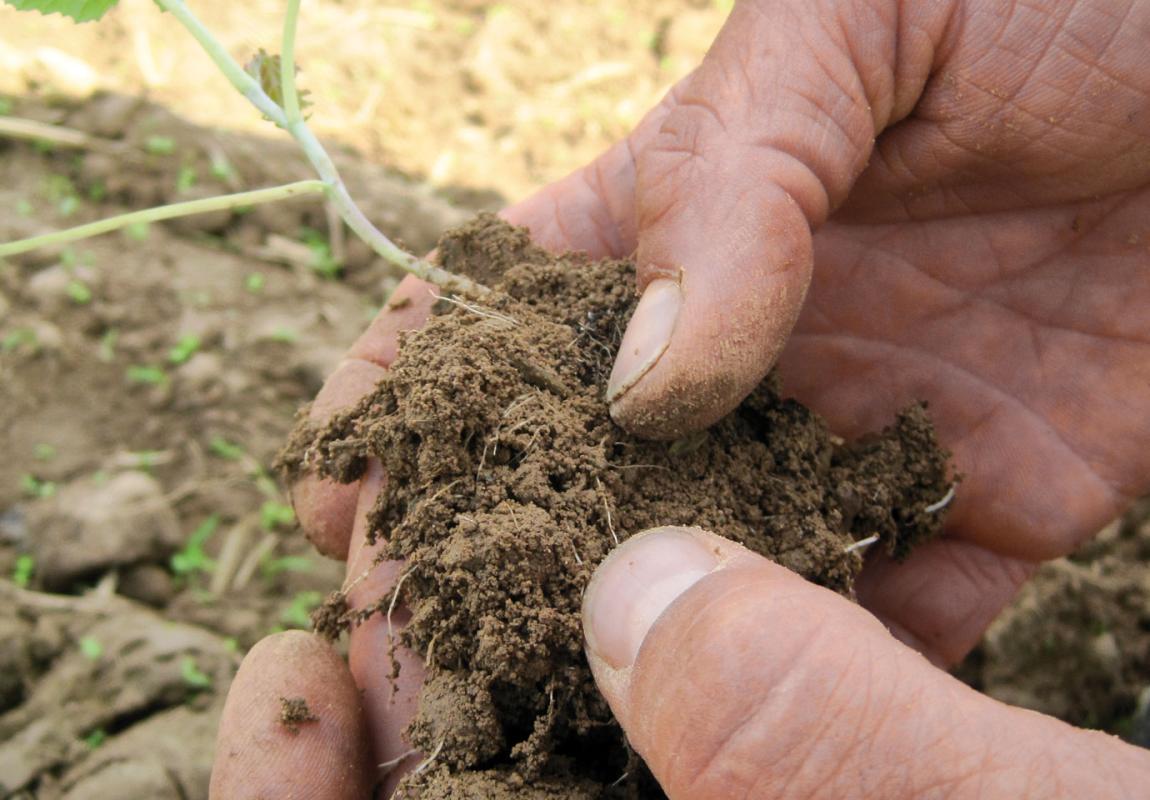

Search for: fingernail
xmin=605 ymin=279 xmax=682 ymax=403
xmin=583 ymin=527 xmax=720 ymax=669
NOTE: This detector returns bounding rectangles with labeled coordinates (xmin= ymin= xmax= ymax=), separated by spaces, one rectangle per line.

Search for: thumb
xmin=606 ymin=0 xmax=948 ymax=438
xmin=582 ymin=527 xmax=1150 ymax=799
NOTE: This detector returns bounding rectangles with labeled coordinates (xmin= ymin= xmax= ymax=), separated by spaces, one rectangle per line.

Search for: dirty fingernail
xmin=583 ymin=527 xmax=720 ymax=669
xmin=606 ymin=279 xmax=682 ymax=403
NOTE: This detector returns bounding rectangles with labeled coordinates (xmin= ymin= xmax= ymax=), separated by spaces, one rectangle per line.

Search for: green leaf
xmin=2 ymin=0 xmax=121 ymax=23
xmin=208 ymin=436 xmax=245 ymax=461
xmin=171 ymin=515 xmax=219 ymax=576
xmin=12 ymin=554 xmax=35 ymax=587
xmin=180 ymin=655 xmax=212 ymax=688
xmin=282 ymin=591 xmax=322 ymax=629
xmin=167 ymin=333 xmax=201 ymax=365
xmin=79 ymin=635 xmax=103 ymax=660
xmin=259 ymin=501 xmax=295 ymax=531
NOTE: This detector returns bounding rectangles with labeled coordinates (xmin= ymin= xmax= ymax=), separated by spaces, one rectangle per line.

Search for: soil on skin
xmin=278 ymin=214 xmax=955 ymax=797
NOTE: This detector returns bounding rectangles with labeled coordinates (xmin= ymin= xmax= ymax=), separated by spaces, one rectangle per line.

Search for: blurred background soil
xmin=0 ymin=1 xmax=1146 ymax=797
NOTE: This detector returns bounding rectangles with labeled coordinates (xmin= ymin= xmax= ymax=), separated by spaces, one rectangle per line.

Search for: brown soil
xmin=279 ymin=696 xmax=318 ymax=734
xmin=279 ymin=214 xmax=954 ymax=797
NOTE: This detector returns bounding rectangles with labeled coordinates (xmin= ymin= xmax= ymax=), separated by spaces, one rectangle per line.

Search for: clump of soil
xmin=279 ymin=696 xmax=319 ymax=734
xmin=278 ymin=214 xmax=953 ymax=797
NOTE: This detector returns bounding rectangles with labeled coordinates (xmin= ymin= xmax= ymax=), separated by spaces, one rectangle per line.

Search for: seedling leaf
xmin=2 ymin=0 xmax=120 ymax=23
xmin=79 ymin=635 xmax=103 ymax=660
xmin=12 ymin=554 xmax=35 ymax=587
xmin=180 ymin=655 xmax=212 ymax=688
xmin=171 ymin=514 xmax=220 ymax=575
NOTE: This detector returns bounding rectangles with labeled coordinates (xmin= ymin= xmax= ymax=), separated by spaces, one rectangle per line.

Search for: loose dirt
xmin=279 ymin=215 xmax=954 ymax=797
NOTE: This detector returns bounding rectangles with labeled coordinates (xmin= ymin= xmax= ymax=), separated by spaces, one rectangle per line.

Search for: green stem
xmin=153 ymin=0 xmax=288 ymax=129
xmin=0 ymin=181 xmax=327 ymax=258
xmin=281 ymin=0 xmax=303 ymax=124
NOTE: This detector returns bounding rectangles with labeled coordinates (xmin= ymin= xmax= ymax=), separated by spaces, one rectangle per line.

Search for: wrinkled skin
xmin=211 ymin=1 xmax=1150 ymax=797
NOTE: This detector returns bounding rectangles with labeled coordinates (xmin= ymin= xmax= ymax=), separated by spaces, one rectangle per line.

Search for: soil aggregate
xmin=278 ymin=214 xmax=955 ymax=797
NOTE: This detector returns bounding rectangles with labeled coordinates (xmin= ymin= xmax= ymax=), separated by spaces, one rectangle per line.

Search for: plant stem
xmin=153 ymin=0 xmax=288 ymax=129
xmin=0 ymin=181 xmax=327 ymax=258
xmin=155 ymin=0 xmax=488 ymax=297
xmin=281 ymin=0 xmax=303 ymax=125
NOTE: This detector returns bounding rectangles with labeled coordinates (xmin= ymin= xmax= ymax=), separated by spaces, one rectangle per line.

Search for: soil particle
xmin=279 ymin=696 xmax=318 ymax=734
xmin=277 ymin=214 xmax=954 ymax=797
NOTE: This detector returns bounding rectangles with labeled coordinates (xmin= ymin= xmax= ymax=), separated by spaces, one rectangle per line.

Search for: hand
xmin=212 ymin=0 xmax=1150 ymax=796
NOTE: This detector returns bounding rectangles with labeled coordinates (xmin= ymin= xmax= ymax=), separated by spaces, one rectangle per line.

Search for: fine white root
xmin=430 ymin=291 xmax=518 ymax=326
xmin=595 ymin=477 xmax=619 ymax=545
xmin=378 ymin=748 xmax=419 ymax=772
xmin=412 ymin=738 xmax=446 ymax=776
xmin=386 ymin=570 xmax=412 ymax=641
xmin=424 ymin=631 xmax=440 ymax=668
xmin=924 ymin=484 xmax=957 ymax=514
xmin=843 ymin=533 xmax=880 ymax=556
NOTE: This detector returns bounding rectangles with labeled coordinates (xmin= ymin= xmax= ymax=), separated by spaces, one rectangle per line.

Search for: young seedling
xmin=0 ymin=0 xmax=486 ymax=298
xmin=11 ymin=554 xmax=35 ymax=587
xmin=180 ymin=655 xmax=213 ymax=689
xmin=171 ymin=514 xmax=220 ymax=577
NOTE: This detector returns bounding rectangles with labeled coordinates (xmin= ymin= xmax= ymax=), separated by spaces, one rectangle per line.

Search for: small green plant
xmin=98 ymin=328 xmax=118 ymax=362
xmin=171 ymin=515 xmax=220 ymax=576
xmin=282 ymin=590 xmax=323 ymax=628
xmin=176 ymin=164 xmax=198 ymax=192
xmin=126 ymin=364 xmax=168 ymax=386
xmin=123 ymin=221 xmax=151 ymax=242
xmin=2 ymin=328 xmax=38 ymax=353
xmin=12 ymin=554 xmax=35 ymax=587
xmin=300 ymin=227 xmax=339 ymax=278
xmin=0 ymin=0 xmax=485 ymax=298
xmin=260 ymin=554 xmax=312 ymax=581
xmin=167 ymin=333 xmax=201 ymax=365
xmin=83 ymin=728 xmax=107 ymax=749
xmin=208 ymin=436 xmax=245 ymax=461
xmin=66 ymin=279 xmax=92 ymax=304
xmin=79 ymin=635 xmax=103 ymax=660
xmin=244 ymin=272 xmax=266 ymax=293
xmin=180 ymin=655 xmax=213 ymax=688
xmin=20 ymin=473 xmax=56 ymax=498
xmin=145 ymin=135 xmax=176 ymax=156
xmin=260 ymin=500 xmax=295 ymax=531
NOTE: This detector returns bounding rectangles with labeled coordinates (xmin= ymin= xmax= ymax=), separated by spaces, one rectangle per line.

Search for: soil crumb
xmin=279 ymin=696 xmax=318 ymax=734
xmin=278 ymin=214 xmax=954 ymax=797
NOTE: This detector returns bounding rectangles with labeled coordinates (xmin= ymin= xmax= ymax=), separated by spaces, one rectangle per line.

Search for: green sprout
xmin=98 ymin=328 xmax=119 ymax=362
xmin=79 ymin=635 xmax=103 ymax=660
xmin=269 ymin=327 xmax=298 ymax=343
xmin=167 ymin=334 xmax=201 ymax=365
xmin=244 ymin=272 xmax=266 ymax=293
xmin=180 ymin=655 xmax=213 ymax=688
xmin=282 ymin=591 xmax=322 ymax=629
xmin=145 ymin=135 xmax=176 ymax=156
xmin=300 ymin=228 xmax=340 ymax=278
xmin=260 ymin=555 xmax=312 ymax=581
xmin=123 ymin=221 xmax=151 ymax=242
xmin=66 ymin=279 xmax=92 ymax=304
xmin=12 ymin=554 xmax=35 ymax=587
xmin=20 ymin=474 xmax=56 ymax=499
xmin=176 ymin=165 xmax=198 ymax=192
xmin=260 ymin=501 xmax=295 ymax=531
xmin=171 ymin=515 xmax=220 ymax=576
xmin=83 ymin=728 xmax=107 ymax=749
xmin=126 ymin=364 xmax=168 ymax=386
xmin=2 ymin=329 xmax=38 ymax=353
xmin=208 ymin=436 xmax=245 ymax=461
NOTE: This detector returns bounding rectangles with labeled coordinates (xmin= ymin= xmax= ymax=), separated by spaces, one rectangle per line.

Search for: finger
xmin=582 ymin=526 xmax=1150 ymax=799
xmin=605 ymin=0 xmax=956 ymax=438
xmin=855 ymin=537 xmax=1037 ymax=666
xmin=210 ymin=631 xmax=372 ymax=800
xmin=291 ymin=275 xmax=435 ymax=560
xmin=344 ymin=460 xmax=427 ymax=795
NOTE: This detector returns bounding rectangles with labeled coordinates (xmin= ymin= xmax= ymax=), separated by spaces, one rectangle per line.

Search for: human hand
xmin=212 ymin=0 xmax=1150 ymax=796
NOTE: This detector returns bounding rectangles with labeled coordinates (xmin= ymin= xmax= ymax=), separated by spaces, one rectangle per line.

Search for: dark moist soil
xmin=277 ymin=214 xmax=954 ymax=798
xmin=279 ymin=696 xmax=318 ymax=735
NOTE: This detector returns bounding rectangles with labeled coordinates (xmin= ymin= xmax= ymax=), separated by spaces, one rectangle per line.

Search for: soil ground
xmin=1 ymin=2 xmax=1147 ymax=798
